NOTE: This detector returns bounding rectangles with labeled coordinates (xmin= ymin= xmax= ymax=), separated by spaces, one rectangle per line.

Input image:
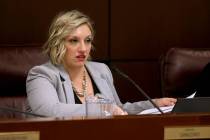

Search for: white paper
xmin=186 ymin=91 xmax=196 ymax=98
xmin=138 ymin=105 xmax=174 ymax=115
xmin=137 ymin=92 xmax=196 ymax=115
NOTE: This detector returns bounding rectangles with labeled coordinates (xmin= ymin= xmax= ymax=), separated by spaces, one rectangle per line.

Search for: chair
xmin=0 ymin=45 xmax=47 ymax=118
xmin=160 ymin=47 xmax=210 ymax=98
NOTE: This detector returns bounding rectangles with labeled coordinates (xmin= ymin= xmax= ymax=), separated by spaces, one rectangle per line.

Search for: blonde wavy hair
xmin=43 ymin=10 xmax=94 ymax=65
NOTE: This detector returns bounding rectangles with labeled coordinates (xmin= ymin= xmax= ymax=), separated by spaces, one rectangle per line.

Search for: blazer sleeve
xmin=26 ymin=65 xmax=86 ymax=117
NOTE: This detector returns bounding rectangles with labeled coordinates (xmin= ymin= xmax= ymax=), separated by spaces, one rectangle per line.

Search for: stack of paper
xmin=138 ymin=92 xmax=196 ymax=115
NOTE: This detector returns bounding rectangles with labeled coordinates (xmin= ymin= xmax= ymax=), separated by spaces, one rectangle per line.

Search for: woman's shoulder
xmin=86 ymin=61 xmax=111 ymax=73
xmin=29 ymin=61 xmax=56 ymax=72
xmin=27 ymin=61 xmax=61 ymax=79
xmin=86 ymin=61 xmax=112 ymax=77
xmin=86 ymin=61 xmax=108 ymax=69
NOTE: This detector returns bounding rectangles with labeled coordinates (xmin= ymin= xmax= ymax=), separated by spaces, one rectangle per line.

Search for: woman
xmin=26 ymin=10 xmax=176 ymax=117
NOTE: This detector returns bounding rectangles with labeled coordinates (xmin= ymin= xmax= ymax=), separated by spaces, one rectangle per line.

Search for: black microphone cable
xmin=110 ymin=64 xmax=164 ymax=114
xmin=0 ymin=106 xmax=45 ymax=117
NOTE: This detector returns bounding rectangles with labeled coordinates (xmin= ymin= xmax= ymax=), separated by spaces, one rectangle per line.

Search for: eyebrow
xmin=68 ymin=35 xmax=92 ymax=39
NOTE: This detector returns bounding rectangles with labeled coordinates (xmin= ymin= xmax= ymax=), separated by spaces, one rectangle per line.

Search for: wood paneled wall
xmin=111 ymin=0 xmax=210 ymax=102
xmin=0 ymin=0 xmax=210 ymax=103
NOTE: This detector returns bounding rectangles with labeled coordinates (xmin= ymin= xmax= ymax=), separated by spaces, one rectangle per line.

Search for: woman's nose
xmin=79 ymin=42 xmax=87 ymax=51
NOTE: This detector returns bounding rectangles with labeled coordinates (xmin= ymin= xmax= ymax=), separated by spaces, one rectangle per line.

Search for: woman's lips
xmin=76 ymin=55 xmax=86 ymax=61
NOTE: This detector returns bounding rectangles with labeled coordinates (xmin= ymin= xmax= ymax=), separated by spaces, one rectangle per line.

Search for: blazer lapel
xmin=57 ymin=65 xmax=75 ymax=103
xmin=85 ymin=62 xmax=115 ymax=100
xmin=55 ymin=62 xmax=115 ymax=103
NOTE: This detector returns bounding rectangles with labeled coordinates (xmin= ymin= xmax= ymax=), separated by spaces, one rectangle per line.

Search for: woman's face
xmin=63 ymin=24 xmax=92 ymax=69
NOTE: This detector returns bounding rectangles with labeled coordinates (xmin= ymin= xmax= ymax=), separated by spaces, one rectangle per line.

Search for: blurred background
xmin=0 ymin=0 xmax=210 ymax=103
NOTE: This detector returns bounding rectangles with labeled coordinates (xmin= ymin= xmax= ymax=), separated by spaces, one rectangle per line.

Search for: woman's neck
xmin=66 ymin=66 xmax=86 ymax=82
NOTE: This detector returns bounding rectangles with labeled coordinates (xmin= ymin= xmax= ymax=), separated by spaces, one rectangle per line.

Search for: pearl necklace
xmin=71 ymin=70 xmax=87 ymax=98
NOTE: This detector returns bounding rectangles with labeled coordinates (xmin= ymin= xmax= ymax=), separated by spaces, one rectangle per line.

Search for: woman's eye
xmin=85 ymin=38 xmax=92 ymax=44
xmin=68 ymin=39 xmax=78 ymax=44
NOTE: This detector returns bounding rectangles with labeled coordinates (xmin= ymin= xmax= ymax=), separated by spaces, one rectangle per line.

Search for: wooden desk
xmin=0 ymin=113 xmax=210 ymax=140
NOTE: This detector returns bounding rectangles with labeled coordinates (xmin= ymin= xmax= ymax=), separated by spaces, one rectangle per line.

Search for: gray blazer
xmin=26 ymin=61 xmax=153 ymax=117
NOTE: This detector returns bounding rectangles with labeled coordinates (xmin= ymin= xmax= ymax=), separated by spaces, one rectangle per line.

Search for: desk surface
xmin=0 ymin=113 xmax=210 ymax=140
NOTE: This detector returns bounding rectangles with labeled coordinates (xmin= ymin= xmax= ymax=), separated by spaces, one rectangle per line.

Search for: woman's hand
xmin=154 ymin=98 xmax=177 ymax=107
xmin=112 ymin=105 xmax=128 ymax=115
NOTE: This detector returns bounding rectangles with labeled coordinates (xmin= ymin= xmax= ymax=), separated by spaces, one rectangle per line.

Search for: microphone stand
xmin=110 ymin=65 xmax=164 ymax=114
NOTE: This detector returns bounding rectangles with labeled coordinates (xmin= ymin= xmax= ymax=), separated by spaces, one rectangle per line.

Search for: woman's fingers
xmin=112 ymin=105 xmax=128 ymax=115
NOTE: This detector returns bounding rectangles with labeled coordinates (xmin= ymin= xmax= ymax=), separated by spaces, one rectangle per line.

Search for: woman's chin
xmin=74 ymin=61 xmax=86 ymax=67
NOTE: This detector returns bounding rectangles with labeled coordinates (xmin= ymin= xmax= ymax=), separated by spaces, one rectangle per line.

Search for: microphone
xmin=0 ymin=106 xmax=45 ymax=117
xmin=110 ymin=65 xmax=164 ymax=114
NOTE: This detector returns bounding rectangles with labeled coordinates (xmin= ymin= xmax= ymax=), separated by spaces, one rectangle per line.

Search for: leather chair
xmin=0 ymin=45 xmax=47 ymax=118
xmin=160 ymin=47 xmax=210 ymax=98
